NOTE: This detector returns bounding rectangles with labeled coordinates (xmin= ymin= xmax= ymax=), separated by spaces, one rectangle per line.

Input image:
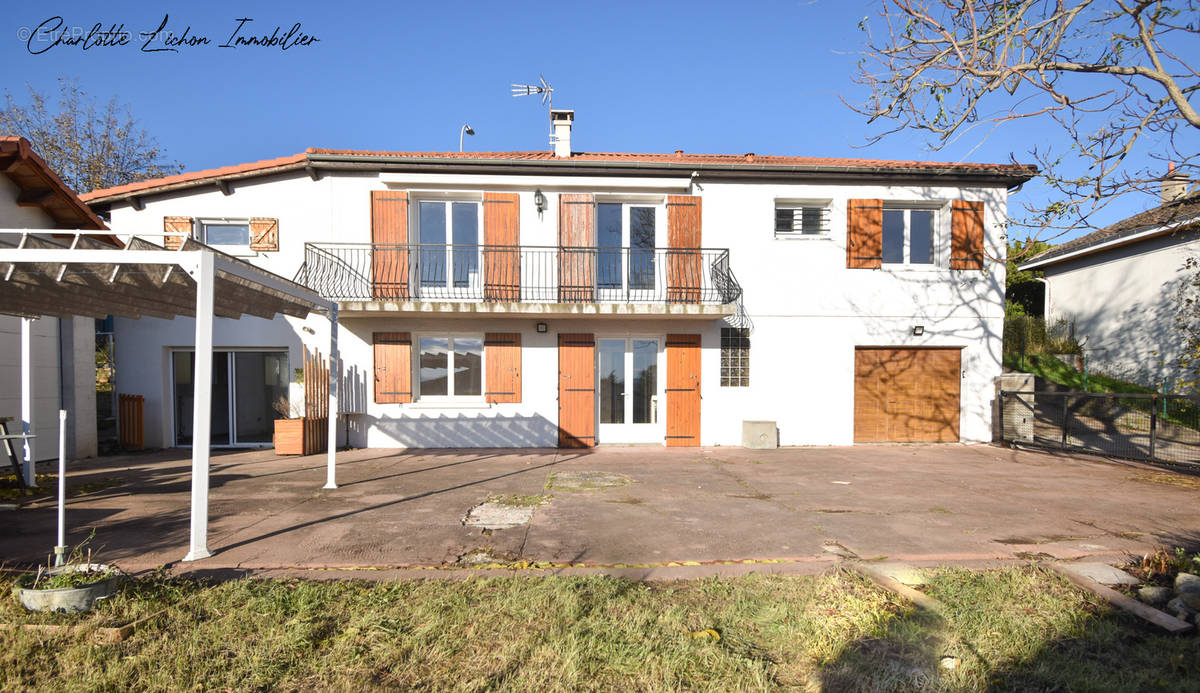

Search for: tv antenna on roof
xmin=511 ymin=74 xmax=555 ymax=141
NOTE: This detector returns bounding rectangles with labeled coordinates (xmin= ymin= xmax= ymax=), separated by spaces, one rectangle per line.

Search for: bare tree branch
xmin=848 ymin=0 xmax=1199 ymax=236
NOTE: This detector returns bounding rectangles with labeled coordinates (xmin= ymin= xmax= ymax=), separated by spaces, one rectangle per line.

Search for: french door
xmin=173 ymin=350 xmax=289 ymax=447
xmin=596 ymin=202 xmax=662 ymax=301
xmin=596 ymin=337 xmax=664 ymax=444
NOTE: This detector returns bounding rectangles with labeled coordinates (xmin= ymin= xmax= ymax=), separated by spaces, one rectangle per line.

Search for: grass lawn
xmin=2 ymin=567 xmax=1197 ymax=691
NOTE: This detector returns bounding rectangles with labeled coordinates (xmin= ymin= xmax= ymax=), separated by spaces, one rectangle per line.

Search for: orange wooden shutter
xmin=371 ymin=191 xmax=410 ymax=298
xmin=666 ymin=196 xmax=702 ymax=303
xmin=557 ymin=333 xmax=595 ymax=447
xmin=484 ymin=332 xmax=522 ymax=403
xmin=558 ymin=194 xmax=595 ymax=302
xmin=163 ymin=216 xmax=191 ymax=250
xmin=249 ymin=217 xmax=279 ymax=252
xmin=950 ymin=200 xmax=985 ymax=270
xmin=373 ymin=331 xmax=412 ymax=403
xmin=846 ymin=199 xmax=882 ymax=269
xmin=483 ymin=192 xmax=520 ymax=301
xmin=666 ymin=334 xmax=701 ymax=447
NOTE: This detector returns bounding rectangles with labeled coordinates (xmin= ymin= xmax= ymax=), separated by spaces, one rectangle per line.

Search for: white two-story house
xmin=81 ymin=112 xmax=1034 ymax=450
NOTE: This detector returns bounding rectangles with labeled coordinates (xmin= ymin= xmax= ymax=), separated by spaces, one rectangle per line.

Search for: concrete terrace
xmin=4 ymin=445 xmax=1198 ymax=575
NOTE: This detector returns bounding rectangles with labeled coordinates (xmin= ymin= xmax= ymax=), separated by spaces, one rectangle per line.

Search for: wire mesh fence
xmin=999 ymin=390 xmax=1200 ymax=465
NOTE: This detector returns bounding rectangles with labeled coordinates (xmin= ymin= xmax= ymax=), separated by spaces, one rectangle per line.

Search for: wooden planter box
xmin=273 ymin=417 xmax=328 ymax=455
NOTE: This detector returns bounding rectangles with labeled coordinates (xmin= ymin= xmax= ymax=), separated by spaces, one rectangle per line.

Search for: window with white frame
xmin=774 ymin=201 xmax=830 ymax=237
xmin=417 ymin=200 xmax=480 ymax=289
xmin=199 ymin=219 xmax=252 ymax=254
xmin=882 ymin=206 xmax=936 ymax=265
xmin=417 ymin=334 xmax=483 ymax=399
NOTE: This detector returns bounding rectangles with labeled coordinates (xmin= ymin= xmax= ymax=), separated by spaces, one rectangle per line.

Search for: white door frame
xmin=595 ymin=334 xmax=665 ymax=444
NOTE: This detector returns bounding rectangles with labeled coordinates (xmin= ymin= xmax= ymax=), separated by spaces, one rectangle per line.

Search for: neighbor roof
xmin=0 ymin=137 xmax=112 ymax=235
xmin=80 ymin=147 xmax=1038 ymax=205
xmin=1022 ymin=191 xmax=1200 ymax=270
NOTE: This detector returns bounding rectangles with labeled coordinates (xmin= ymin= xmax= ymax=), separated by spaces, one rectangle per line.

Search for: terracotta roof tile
xmin=1026 ymin=191 xmax=1200 ymax=266
xmin=81 ymin=147 xmax=1037 ymax=204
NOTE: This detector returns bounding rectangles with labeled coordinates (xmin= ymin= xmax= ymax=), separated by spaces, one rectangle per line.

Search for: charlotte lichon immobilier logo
xmin=19 ymin=14 xmax=320 ymax=54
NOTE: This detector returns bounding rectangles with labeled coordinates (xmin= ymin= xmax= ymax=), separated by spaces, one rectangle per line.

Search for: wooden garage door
xmin=854 ymin=348 xmax=961 ymax=443
xmin=558 ymin=333 xmax=595 ymax=448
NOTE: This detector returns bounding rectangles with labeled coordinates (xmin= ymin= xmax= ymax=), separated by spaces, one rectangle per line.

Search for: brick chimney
xmin=551 ymin=110 xmax=573 ymax=158
xmin=1162 ymin=162 xmax=1190 ymax=204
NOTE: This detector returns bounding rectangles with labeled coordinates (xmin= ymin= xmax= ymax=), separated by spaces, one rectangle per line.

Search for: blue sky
xmin=1 ymin=0 xmax=1191 ymax=242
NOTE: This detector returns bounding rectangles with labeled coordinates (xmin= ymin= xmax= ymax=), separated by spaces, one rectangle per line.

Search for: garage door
xmin=854 ymin=348 xmax=961 ymax=442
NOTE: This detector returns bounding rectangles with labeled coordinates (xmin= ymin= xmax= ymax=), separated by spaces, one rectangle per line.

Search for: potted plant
xmin=13 ymin=539 xmax=124 ymax=613
xmin=272 ymin=395 xmax=305 ymax=455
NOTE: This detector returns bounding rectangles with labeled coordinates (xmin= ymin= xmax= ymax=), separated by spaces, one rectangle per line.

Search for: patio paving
xmin=3 ymin=444 xmax=1199 ymax=575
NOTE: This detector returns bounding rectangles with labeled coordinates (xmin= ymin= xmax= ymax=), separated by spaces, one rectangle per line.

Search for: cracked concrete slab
xmin=3 ymin=444 xmax=1198 ymax=573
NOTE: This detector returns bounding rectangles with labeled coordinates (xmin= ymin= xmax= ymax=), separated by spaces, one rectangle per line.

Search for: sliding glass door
xmin=173 ymin=350 xmax=289 ymax=446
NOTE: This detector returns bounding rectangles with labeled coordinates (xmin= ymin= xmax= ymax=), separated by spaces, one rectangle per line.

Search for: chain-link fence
xmin=998 ymin=391 xmax=1200 ymax=464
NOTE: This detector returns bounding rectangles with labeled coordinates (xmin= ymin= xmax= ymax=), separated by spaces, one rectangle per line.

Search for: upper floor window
xmin=418 ymin=200 xmax=480 ymax=289
xmin=200 ymin=219 xmax=252 ymax=255
xmin=882 ymin=207 xmax=935 ymax=265
xmin=775 ymin=201 xmax=830 ymax=238
xmin=597 ymin=202 xmax=659 ymax=290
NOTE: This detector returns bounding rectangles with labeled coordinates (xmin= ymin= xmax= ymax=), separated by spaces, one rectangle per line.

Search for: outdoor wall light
xmin=302 ymin=326 xmax=316 ymax=335
xmin=536 ymin=322 xmax=548 ymax=333
xmin=911 ymin=325 xmax=925 ymax=336
xmin=534 ymin=189 xmax=546 ymax=215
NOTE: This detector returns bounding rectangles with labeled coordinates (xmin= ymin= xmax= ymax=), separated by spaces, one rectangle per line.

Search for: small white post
xmin=20 ymin=317 xmax=35 ymax=486
xmin=55 ymin=409 xmax=67 ymax=566
xmin=324 ymin=305 xmax=339 ymax=490
xmin=184 ymin=252 xmax=215 ymax=562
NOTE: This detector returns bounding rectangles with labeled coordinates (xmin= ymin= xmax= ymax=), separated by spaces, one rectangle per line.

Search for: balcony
xmin=296 ymin=243 xmax=742 ymax=318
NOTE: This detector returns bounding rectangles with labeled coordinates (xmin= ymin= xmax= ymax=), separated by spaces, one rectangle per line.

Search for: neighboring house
xmin=1021 ymin=170 xmax=1199 ymax=390
xmin=0 ymin=136 xmax=114 ymax=461
xmin=81 ymin=112 xmax=1034 ymax=449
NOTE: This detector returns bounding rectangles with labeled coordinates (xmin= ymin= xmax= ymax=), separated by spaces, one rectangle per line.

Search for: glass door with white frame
xmin=596 ymin=203 xmax=660 ymax=302
xmin=596 ymin=337 xmax=664 ymax=444
xmin=173 ymin=350 xmax=289 ymax=446
xmin=417 ymin=200 xmax=481 ymax=298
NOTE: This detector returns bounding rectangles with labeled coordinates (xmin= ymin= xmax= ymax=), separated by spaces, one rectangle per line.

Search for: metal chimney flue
xmin=551 ymin=109 xmax=574 ymax=158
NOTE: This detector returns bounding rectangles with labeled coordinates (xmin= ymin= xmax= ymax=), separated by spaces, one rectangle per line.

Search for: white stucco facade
xmin=100 ymin=156 xmax=1016 ymax=449
xmin=1039 ymin=228 xmax=1200 ymax=390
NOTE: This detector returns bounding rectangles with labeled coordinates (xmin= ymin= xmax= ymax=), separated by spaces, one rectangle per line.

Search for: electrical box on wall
xmin=742 ymin=420 xmax=779 ymax=450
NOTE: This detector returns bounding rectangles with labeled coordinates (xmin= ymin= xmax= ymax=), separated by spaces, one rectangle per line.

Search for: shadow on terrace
xmin=0 ymin=445 xmax=586 ymax=569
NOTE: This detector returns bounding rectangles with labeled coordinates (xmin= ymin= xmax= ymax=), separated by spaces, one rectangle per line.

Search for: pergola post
xmin=324 ymin=305 xmax=338 ymax=489
xmin=183 ymin=251 xmax=215 ymax=562
xmin=20 ymin=317 xmax=35 ymax=486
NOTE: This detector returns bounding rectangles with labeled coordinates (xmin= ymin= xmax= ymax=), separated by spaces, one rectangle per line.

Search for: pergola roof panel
xmin=0 ymin=231 xmax=334 ymax=321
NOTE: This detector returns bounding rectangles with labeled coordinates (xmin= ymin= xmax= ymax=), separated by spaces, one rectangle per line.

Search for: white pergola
xmin=0 ymin=230 xmax=340 ymax=561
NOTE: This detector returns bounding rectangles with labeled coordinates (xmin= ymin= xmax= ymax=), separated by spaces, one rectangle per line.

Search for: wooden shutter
xmin=373 ymin=331 xmax=412 ymax=404
xmin=846 ymin=199 xmax=882 ymax=269
xmin=666 ymin=196 xmax=702 ymax=303
xmin=557 ymin=333 xmax=595 ymax=447
xmin=163 ymin=216 xmax=191 ymax=250
xmin=484 ymin=332 xmax=522 ymax=403
xmin=371 ymin=191 xmax=410 ymax=299
xmin=483 ymin=192 xmax=520 ymax=301
xmin=666 ymin=334 xmax=701 ymax=447
xmin=249 ymin=217 xmax=279 ymax=252
xmin=558 ymin=194 xmax=595 ymax=302
xmin=950 ymin=200 xmax=985 ymax=270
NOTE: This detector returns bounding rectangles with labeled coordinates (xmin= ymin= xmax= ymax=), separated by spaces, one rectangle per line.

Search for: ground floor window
xmin=720 ymin=328 xmax=750 ymax=386
xmin=172 ymin=350 xmax=289 ymax=446
xmin=418 ymin=335 xmax=483 ymax=399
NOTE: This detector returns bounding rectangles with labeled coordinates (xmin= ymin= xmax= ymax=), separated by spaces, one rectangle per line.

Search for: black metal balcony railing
xmin=296 ymin=243 xmax=742 ymax=304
